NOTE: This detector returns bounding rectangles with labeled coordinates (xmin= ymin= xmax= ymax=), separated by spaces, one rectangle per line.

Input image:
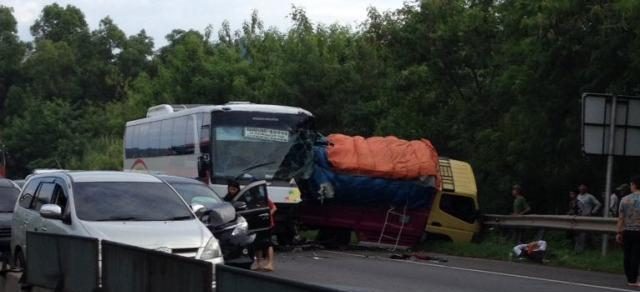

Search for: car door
xmin=233 ymin=180 xmax=271 ymax=234
xmin=29 ymin=179 xmax=57 ymax=233
xmin=42 ymin=178 xmax=74 ymax=235
xmin=12 ymin=178 xmax=43 ymax=252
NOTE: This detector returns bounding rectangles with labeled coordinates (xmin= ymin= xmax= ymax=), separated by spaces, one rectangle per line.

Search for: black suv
xmin=158 ymin=175 xmax=256 ymax=269
xmin=0 ymin=178 xmax=20 ymax=251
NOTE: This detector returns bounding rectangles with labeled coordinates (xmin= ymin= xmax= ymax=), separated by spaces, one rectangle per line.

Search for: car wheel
xmin=14 ymin=249 xmax=26 ymax=270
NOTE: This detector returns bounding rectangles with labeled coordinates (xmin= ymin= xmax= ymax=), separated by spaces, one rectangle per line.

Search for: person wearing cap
xmin=224 ymin=180 xmax=240 ymax=202
xmin=616 ymin=176 xmax=640 ymax=287
xmin=610 ymin=184 xmax=629 ymax=217
xmin=512 ymin=184 xmax=531 ymax=215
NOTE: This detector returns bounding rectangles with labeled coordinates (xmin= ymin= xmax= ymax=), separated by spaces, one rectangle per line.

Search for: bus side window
xmin=185 ymin=116 xmax=195 ymax=154
xmin=160 ymin=119 xmax=173 ymax=156
xmin=138 ymin=123 xmax=150 ymax=157
xmin=149 ymin=121 xmax=161 ymax=157
xmin=199 ymin=113 xmax=211 ymax=156
xmin=125 ymin=125 xmax=140 ymax=159
xmin=131 ymin=125 xmax=141 ymax=158
xmin=171 ymin=116 xmax=188 ymax=155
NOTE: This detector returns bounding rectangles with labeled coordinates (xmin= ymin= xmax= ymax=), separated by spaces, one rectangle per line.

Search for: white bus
xmin=123 ymin=102 xmax=314 ymax=208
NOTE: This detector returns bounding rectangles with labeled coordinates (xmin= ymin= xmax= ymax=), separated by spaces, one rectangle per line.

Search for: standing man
xmin=616 ymin=176 xmax=640 ymax=287
xmin=577 ymin=184 xmax=601 ymax=216
xmin=512 ymin=185 xmax=531 ymax=215
xmin=510 ymin=184 xmax=530 ymax=243
xmin=574 ymin=184 xmax=602 ymax=252
xmin=567 ymin=190 xmax=582 ymax=216
xmin=253 ymin=198 xmax=277 ymax=271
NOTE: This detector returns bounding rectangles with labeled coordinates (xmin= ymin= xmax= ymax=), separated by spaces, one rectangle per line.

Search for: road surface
xmin=272 ymin=249 xmax=632 ymax=292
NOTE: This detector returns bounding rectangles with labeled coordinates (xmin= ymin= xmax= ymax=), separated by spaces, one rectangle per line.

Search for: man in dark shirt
xmin=512 ymin=185 xmax=531 ymax=215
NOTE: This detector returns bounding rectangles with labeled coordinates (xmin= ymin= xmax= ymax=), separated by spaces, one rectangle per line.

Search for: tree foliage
xmin=1 ymin=1 xmax=639 ymax=213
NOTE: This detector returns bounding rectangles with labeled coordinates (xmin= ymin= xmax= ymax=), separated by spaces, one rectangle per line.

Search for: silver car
xmin=0 ymin=178 xmax=21 ymax=250
xmin=10 ymin=171 xmax=224 ymax=269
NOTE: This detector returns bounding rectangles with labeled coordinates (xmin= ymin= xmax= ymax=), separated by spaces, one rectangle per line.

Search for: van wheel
xmin=14 ymin=250 xmax=26 ymax=270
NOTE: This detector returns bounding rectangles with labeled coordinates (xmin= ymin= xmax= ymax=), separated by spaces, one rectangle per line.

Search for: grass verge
xmin=419 ymin=230 xmax=623 ymax=274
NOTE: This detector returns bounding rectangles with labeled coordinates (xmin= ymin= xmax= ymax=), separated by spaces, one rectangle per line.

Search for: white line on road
xmin=322 ymin=250 xmax=635 ymax=292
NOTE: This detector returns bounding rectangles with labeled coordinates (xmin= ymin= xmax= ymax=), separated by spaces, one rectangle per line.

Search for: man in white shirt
xmin=577 ymin=184 xmax=602 ymax=216
xmin=575 ymin=184 xmax=602 ymax=253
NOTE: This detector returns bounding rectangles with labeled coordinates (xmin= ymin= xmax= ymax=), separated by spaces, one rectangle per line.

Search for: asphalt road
xmin=271 ymin=249 xmax=633 ymax=292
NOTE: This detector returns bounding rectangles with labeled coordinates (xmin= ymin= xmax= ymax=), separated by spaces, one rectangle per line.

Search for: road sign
xmin=582 ymin=93 xmax=640 ymax=156
xmin=581 ymin=92 xmax=640 ymax=256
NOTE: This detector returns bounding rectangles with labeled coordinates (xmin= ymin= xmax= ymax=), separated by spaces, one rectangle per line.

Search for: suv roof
xmin=29 ymin=171 xmax=163 ymax=183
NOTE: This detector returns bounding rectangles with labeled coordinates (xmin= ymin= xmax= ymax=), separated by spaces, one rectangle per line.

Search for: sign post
xmin=582 ymin=93 xmax=640 ymax=256
xmin=602 ymin=95 xmax=616 ymax=256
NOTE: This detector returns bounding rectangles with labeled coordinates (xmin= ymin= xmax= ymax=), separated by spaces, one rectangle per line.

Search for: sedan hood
xmin=80 ymin=220 xmax=211 ymax=249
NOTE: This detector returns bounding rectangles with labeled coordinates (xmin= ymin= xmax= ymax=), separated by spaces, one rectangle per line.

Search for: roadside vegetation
xmin=1 ymin=1 xmax=640 ymax=213
xmin=420 ymin=230 xmax=623 ymax=274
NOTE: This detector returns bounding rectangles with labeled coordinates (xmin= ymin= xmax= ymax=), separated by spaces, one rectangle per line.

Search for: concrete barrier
xmin=216 ymin=265 xmax=344 ymax=292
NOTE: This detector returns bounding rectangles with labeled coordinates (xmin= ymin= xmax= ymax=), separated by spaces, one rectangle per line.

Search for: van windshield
xmin=73 ymin=182 xmax=194 ymax=221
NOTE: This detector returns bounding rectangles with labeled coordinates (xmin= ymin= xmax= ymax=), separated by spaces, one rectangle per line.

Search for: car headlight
xmin=200 ymin=237 xmax=222 ymax=260
xmin=231 ymin=216 xmax=249 ymax=237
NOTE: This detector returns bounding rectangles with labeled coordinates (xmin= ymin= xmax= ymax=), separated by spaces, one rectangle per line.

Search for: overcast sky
xmin=4 ymin=0 xmax=406 ymax=48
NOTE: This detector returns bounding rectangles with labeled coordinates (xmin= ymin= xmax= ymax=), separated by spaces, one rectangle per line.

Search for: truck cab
xmin=426 ymin=158 xmax=480 ymax=243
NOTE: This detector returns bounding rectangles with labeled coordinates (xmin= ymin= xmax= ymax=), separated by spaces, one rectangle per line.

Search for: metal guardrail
xmin=102 ymin=240 xmax=213 ymax=292
xmin=482 ymin=214 xmax=617 ymax=233
xmin=26 ymin=231 xmax=99 ymax=292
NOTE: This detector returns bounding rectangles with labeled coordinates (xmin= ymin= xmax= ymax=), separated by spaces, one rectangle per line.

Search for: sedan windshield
xmin=73 ymin=182 xmax=194 ymax=221
xmin=169 ymin=183 xmax=222 ymax=206
xmin=0 ymin=187 xmax=20 ymax=212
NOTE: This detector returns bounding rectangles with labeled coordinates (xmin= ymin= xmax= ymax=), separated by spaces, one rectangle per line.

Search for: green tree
xmin=0 ymin=6 xmax=26 ymax=116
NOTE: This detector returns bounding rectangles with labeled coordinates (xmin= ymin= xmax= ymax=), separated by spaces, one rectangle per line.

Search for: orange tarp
xmin=326 ymin=134 xmax=439 ymax=180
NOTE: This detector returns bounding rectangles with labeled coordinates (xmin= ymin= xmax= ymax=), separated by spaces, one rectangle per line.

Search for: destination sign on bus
xmin=244 ymin=127 xmax=289 ymax=142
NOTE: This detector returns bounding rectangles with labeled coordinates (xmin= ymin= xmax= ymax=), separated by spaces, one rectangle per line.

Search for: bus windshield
xmin=212 ymin=111 xmax=313 ymax=182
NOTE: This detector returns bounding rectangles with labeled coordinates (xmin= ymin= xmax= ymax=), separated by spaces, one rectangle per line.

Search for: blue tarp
xmin=301 ymin=147 xmax=436 ymax=209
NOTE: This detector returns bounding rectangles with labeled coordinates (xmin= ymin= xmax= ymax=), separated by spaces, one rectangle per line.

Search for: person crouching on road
xmin=616 ymin=176 xmax=640 ymax=287
xmin=512 ymin=240 xmax=547 ymax=263
xmin=253 ymin=198 xmax=277 ymax=272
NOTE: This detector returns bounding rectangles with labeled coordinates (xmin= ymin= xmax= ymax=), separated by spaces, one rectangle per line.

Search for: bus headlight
xmin=231 ymin=216 xmax=249 ymax=237
xmin=200 ymin=237 xmax=222 ymax=260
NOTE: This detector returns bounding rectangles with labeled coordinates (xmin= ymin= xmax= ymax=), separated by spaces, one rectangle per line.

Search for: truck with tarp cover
xmin=295 ymin=134 xmax=480 ymax=248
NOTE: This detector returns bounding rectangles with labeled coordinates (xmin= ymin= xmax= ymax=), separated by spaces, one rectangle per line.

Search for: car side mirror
xmin=40 ymin=204 xmax=62 ymax=220
xmin=232 ymin=201 xmax=247 ymax=211
xmin=191 ymin=203 xmax=209 ymax=218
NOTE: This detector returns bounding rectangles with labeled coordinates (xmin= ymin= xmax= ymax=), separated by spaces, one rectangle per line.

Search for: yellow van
xmin=426 ymin=158 xmax=480 ymax=243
